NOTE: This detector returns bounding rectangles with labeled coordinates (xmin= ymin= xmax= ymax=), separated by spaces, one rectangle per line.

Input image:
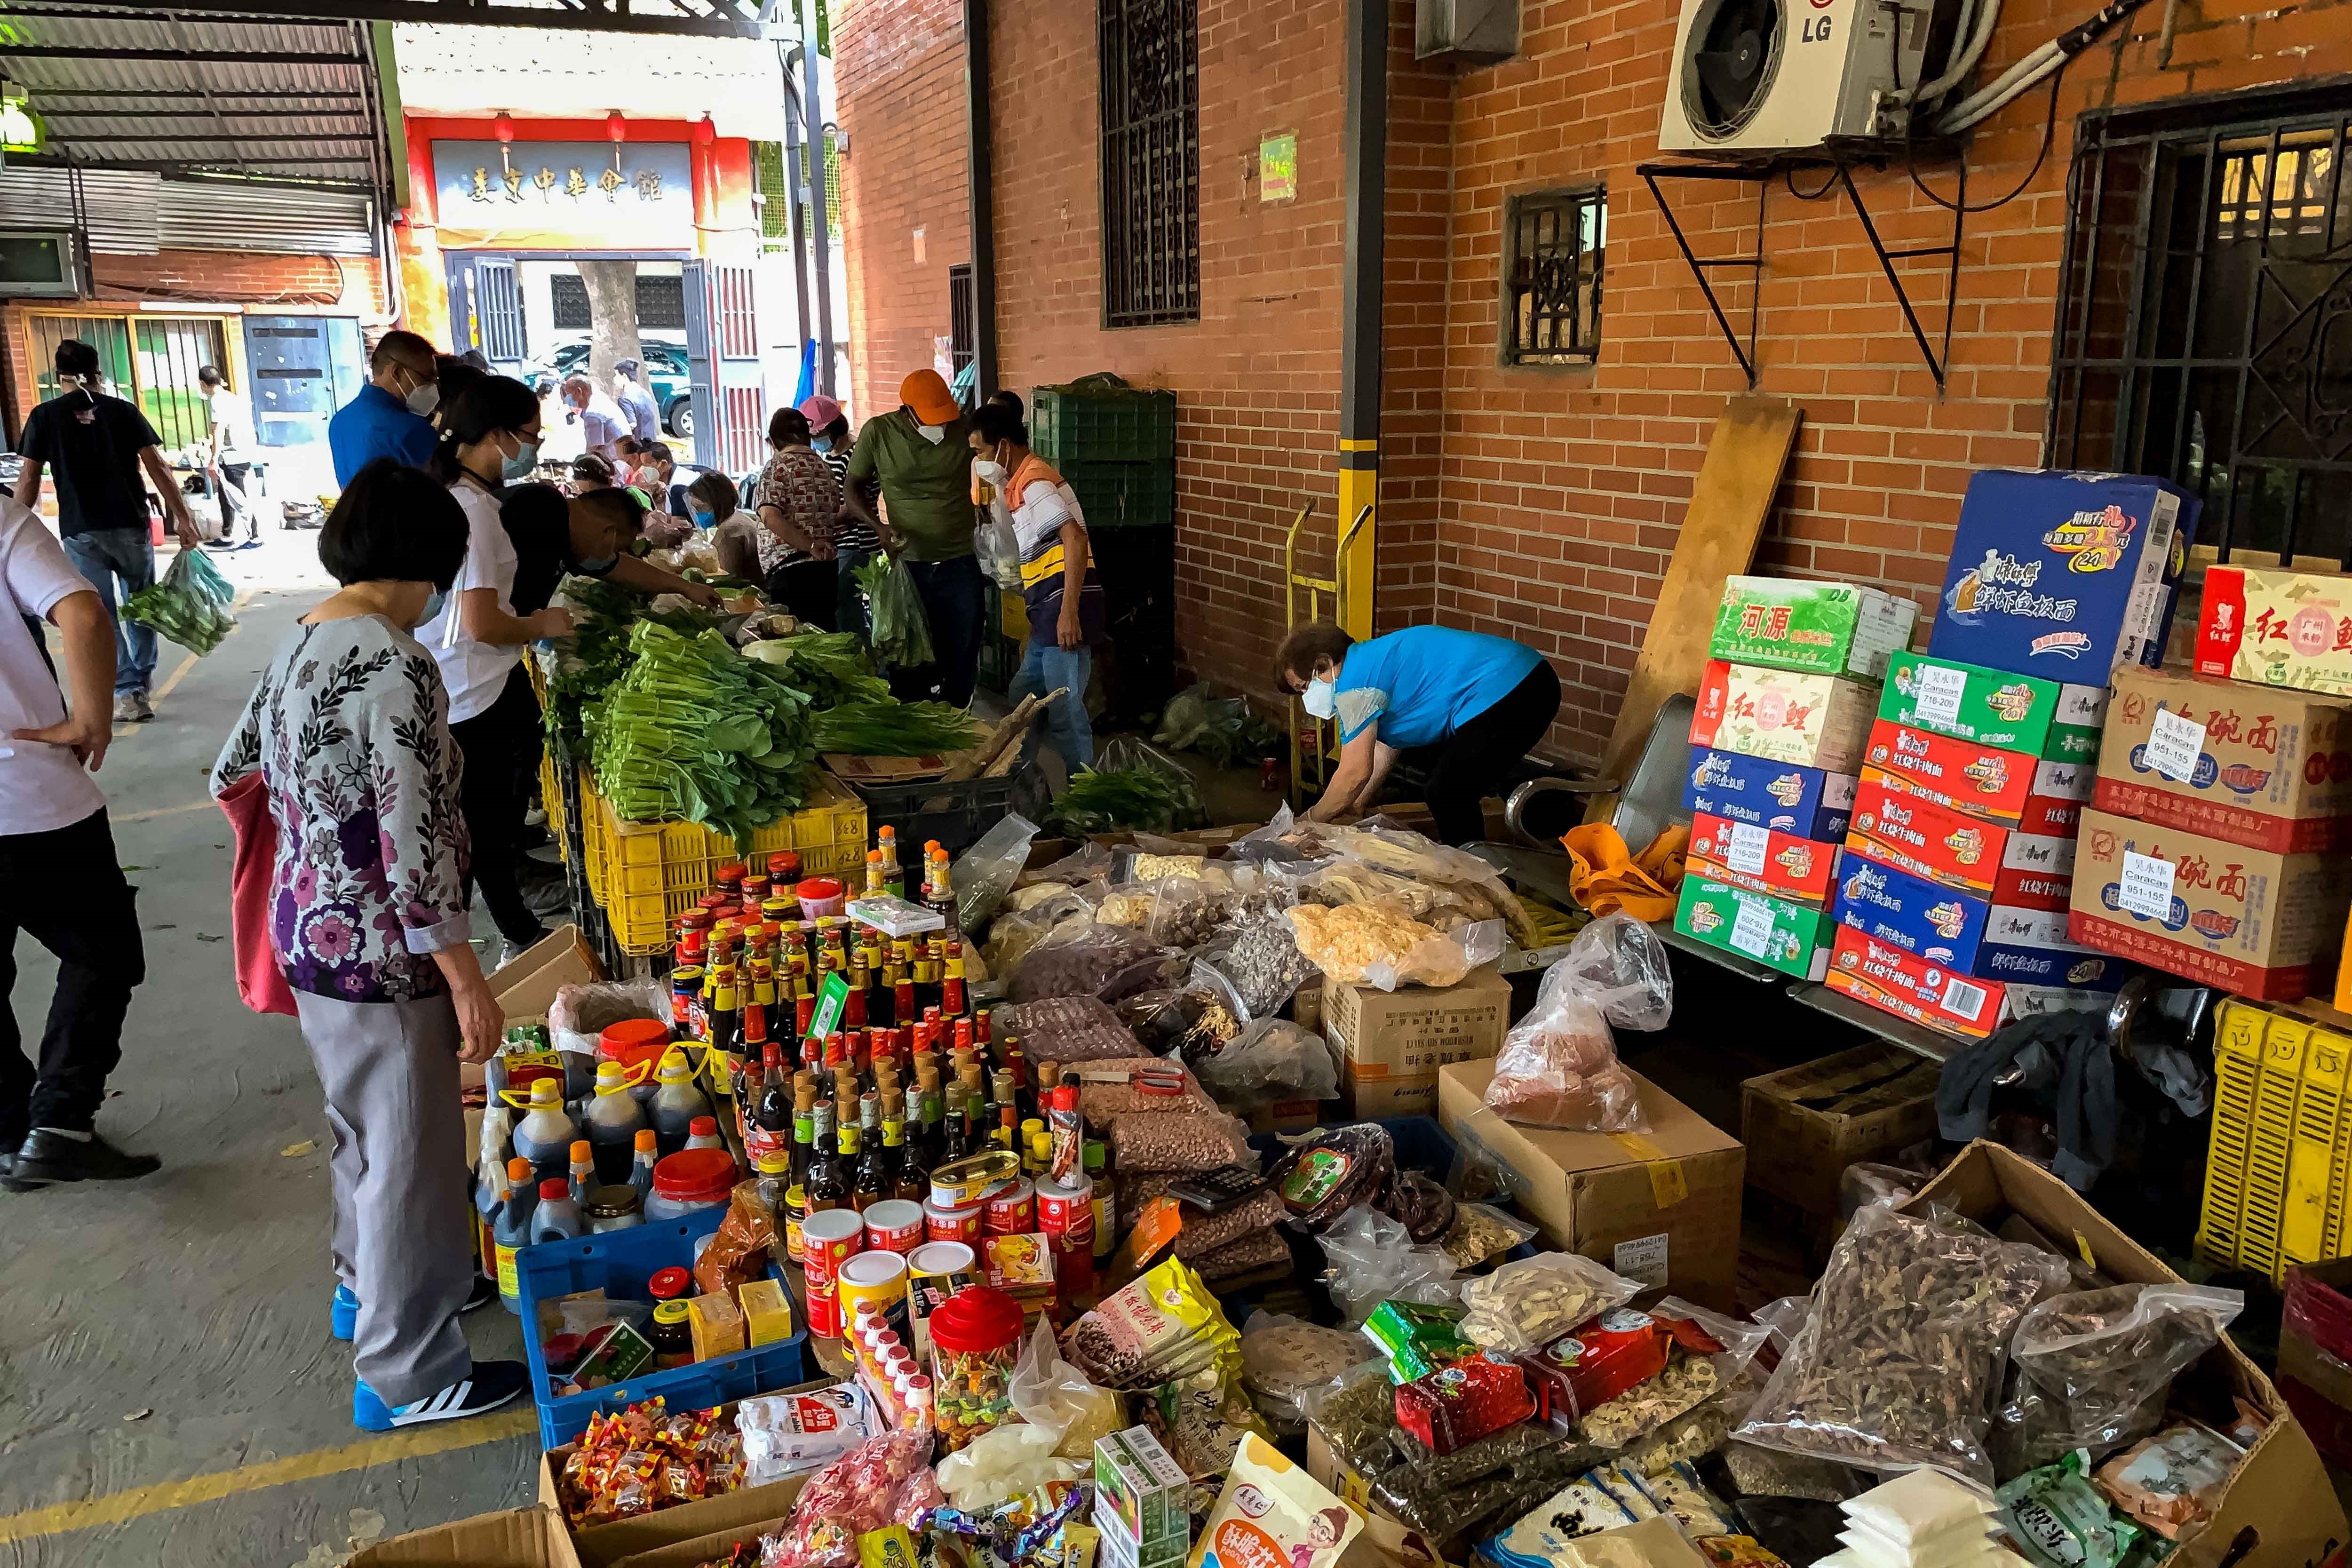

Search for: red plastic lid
xmin=797 ymin=876 xmax=844 ymax=902
xmin=652 ymin=1148 xmax=738 ymax=1202
xmin=927 ymin=1285 xmax=1024 ymax=1354
xmin=599 ymin=1018 xmax=670 ymax=1067
xmin=649 ymin=1266 xmax=692 ymax=1301
xmin=689 ymin=1115 xmax=718 ymax=1137
xmin=539 ymin=1178 xmax=569 ymax=1200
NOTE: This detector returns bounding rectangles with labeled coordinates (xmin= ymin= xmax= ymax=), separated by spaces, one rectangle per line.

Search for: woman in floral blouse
xmin=754 ymin=406 xmax=842 ymax=628
xmin=213 ymin=459 xmax=525 ymax=1433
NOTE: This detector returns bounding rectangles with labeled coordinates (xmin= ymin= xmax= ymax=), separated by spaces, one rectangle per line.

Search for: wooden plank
xmin=1586 ymin=394 xmax=1803 ymax=825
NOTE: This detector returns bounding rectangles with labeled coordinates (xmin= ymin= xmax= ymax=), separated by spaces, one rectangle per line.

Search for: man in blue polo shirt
xmin=327 ymin=330 xmax=440 ymax=487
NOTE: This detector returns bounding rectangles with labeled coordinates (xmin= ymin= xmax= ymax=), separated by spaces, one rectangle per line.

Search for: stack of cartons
xmin=1675 ymin=578 xmax=1915 ymax=980
xmin=1094 ymin=1427 xmax=1190 ymax=1568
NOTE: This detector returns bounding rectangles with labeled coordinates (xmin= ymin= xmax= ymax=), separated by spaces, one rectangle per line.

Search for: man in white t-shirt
xmin=0 ymin=497 xmax=159 ymax=1190
xmin=198 ymin=364 xmax=259 ymax=549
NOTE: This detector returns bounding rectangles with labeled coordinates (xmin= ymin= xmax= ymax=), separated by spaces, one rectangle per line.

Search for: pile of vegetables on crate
xmin=587 ymin=620 xmax=818 ymax=839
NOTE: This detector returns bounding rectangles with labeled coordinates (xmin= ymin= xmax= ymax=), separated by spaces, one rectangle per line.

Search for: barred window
xmin=1503 ymin=187 xmax=1605 ymax=366
xmin=1099 ymin=0 xmax=1200 ymax=328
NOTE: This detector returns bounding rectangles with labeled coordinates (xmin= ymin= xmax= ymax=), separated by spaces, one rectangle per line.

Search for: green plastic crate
xmin=1063 ymin=458 xmax=1174 ymax=531
xmin=1031 ymin=384 xmax=1177 ymax=465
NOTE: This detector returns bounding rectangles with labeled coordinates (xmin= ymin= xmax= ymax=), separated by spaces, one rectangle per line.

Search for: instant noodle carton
xmin=1686 ymin=812 xmax=1839 ymax=907
xmin=1929 ymin=468 xmax=2195 ymax=682
xmin=2196 ymin=564 xmax=2352 ymax=699
xmin=1859 ymin=718 xmax=2091 ymax=828
xmin=1994 ymin=831 xmax=2078 ymax=912
xmin=1708 ymin=576 xmax=1919 ymax=680
xmin=1880 ymin=652 xmax=2101 ymax=762
xmin=1979 ymin=904 xmax=2130 ymax=990
xmin=1825 ymin=924 xmax=2007 ymax=1041
xmin=1689 ymin=660 xmax=1875 ymax=773
xmin=1680 ymin=746 xmax=1855 ymax=841
xmin=1833 ymin=853 xmax=1989 ymax=971
xmin=1673 ymin=877 xmax=1834 ymax=980
xmin=2093 ymin=665 xmax=2352 ymax=854
xmin=2069 ymin=807 xmax=2352 ymax=999
xmin=1845 ymin=774 xmax=2010 ymax=896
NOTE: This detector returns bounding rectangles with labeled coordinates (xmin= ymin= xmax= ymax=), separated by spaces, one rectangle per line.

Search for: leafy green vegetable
xmin=854 ymin=553 xmax=936 ymax=667
xmin=1045 ymin=766 xmax=1205 ymax=836
xmin=811 ymin=700 xmax=984 ymax=757
xmin=753 ymin=631 xmax=891 ymax=707
xmin=542 ymin=573 xmax=722 ymax=763
xmin=122 ymin=547 xmax=237 ymax=655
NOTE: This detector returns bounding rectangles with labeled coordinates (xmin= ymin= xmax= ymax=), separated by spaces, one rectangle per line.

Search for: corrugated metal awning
xmin=0 ymin=167 xmax=161 ymax=253
xmin=157 ymin=178 xmax=375 ymax=256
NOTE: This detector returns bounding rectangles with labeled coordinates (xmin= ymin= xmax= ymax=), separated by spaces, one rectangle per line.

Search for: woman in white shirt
xmin=421 ymin=378 xmax=573 ymax=960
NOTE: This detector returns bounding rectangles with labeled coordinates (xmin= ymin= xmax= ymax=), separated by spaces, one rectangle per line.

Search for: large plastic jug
xmin=531 ymin=1178 xmax=585 ymax=1246
xmin=583 ymin=1059 xmax=650 ymax=1186
xmin=648 ymin=1046 xmax=712 ymax=1157
xmin=473 ymin=1105 xmax=513 ymax=1274
xmin=493 ymin=1156 xmax=537 ymax=1313
xmin=502 ymin=1079 xmax=579 ymax=1185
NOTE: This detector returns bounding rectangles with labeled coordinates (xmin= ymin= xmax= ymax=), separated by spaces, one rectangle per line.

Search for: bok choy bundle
xmin=587 ymin=620 xmax=817 ymax=841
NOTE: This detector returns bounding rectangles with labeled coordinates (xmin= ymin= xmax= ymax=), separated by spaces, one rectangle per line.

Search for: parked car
xmin=538 ymin=340 xmax=695 ymax=439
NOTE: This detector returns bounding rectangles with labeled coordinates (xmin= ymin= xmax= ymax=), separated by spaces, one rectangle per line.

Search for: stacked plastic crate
xmin=1029 ymin=381 xmax=1178 ymax=722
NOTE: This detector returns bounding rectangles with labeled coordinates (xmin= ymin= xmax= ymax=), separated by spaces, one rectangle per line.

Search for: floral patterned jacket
xmin=212 ymin=615 xmax=472 ymax=1003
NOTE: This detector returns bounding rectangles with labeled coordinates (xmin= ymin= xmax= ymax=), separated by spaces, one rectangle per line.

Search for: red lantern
xmin=492 ymin=111 xmax=515 ymax=144
xmin=606 ymin=111 xmax=626 ymax=144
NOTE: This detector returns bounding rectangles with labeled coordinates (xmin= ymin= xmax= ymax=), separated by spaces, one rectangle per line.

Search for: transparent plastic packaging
xmin=951 ymin=812 xmax=1040 ymax=933
xmin=1193 ymin=1019 xmax=1339 ymax=1106
xmin=1287 ymin=901 xmax=1504 ymax=990
xmin=1272 ymin=1123 xmax=1394 ymax=1230
xmin=1211 ymin=915 xmax=1321 ymax=1018
xmin=1105 ymin=1108 xmax=1253 ymax=1174
xmin=1440 ymin=1202 xmax=1540 ymax=1269
xmin=1005 ymin=1315 xmax=1124 ymax=1461
xmin=989 ymin=995 xmax=1145 ymax=1064
xmin=1481 ymin=914 xmax=1671 ymax=1133
xmin=1381 ymin=1169 xmax=1456 ymax=1244
xmin=763 ymin=1428 xmax=943 ymax=1568
xmin=1006 ymin=924 xmax=1173 ymax=1003
xmin=1240 ymin=1311 xmax=1385 ymax=1430
xmin=1736 ymin=1203 xmax=2074 ymax=1484
xmin=1838 ymin=1161 xmax=1924 ymax=1221
xmin=1991 ymin=1283 xmax=2244 ymax=1475
xmin=1457 ymin=1250 xmax=1644 ymax=1354
xmin=1315 ymin=1203 xmax=1461 ymax=1325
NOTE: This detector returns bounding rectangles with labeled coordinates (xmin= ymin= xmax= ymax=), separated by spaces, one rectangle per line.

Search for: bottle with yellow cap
xmin=648 ymin=1044 xmax=711 ymax=1157
xmin=501 ymin=1076 xmax=578 ymax=1185
xmin=582 ymin=1059 xmax=649 ymax=1184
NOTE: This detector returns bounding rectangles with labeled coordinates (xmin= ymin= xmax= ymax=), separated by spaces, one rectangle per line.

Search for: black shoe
xmin=6 ymin=1129 xmax=162 ymax=1189
xmin=463 ymin=1274 xmax=498 ymax=1313
xmin=354 ymin=1358 xmax=528 ymax=1431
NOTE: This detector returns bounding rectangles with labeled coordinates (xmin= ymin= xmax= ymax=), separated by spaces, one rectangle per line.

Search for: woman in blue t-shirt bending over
xmin=1274 ymin=621 xmax=1561 ymax=844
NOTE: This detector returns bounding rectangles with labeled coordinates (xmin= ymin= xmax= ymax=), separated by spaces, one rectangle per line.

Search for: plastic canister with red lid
xmin=796 ymin=877 xmax=847 ymax=919
xmin=597 ymin=1018 xmax=672 ymax=1105
xmin=927 ymin=1284 xmax=1025 ymax=1452
xmin=643 ymin=1148 xmax=737 ymax=1222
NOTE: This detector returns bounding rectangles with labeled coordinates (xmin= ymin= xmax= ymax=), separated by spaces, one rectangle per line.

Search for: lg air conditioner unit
xmin=1659 ymin=0 xmax=1939 ymax=153
xmin=0 ymin=228 xmax=80 ymax=297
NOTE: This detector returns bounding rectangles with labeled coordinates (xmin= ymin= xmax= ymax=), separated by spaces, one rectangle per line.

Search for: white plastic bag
xmin=547 ymin=977 xmax=671 ymax=1058
xmin=1007 ymin=1315 xmax=1123 ymax=1461
xmin=1481 ymin=913 xmax=1670 ymax=1133
xmin=1313 ymin=1204 xmax=1459 ymax=1326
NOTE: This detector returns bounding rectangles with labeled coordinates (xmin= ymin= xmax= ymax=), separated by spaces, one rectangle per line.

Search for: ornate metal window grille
xmin=2050 ymin=86 xmax=2352 ymax=565
xmin=1504 ymin=187 xmax=1606 ymax=366
xmin=1099 ymin=0 xmax=1200 ymax=328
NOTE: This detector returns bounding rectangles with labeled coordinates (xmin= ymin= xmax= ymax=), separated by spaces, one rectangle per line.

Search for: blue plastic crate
xmin=514 ymin=1205 xmax=809 ymax=1449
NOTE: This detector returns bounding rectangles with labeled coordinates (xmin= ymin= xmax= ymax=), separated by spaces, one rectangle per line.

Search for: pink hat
xmin=799 ymin=393 xmax=844 ymax=430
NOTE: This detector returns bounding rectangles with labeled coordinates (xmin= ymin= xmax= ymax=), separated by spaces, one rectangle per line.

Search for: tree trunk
xmin=578 ymin=259 xmax=641 ymax=388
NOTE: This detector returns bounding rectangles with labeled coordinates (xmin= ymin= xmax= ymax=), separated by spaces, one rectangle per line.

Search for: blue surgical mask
xmin=576 ymin=553 xmax=617 ymax=574
xmin=501 ymin=436 xmax=540 ymax=481
xmin=691 ymin=509 xmax=715 ymax=530
xmin=419 ymin=589 xmax=447 ymax=628
xmin=812 ymin=436 xmax=833 ymax=453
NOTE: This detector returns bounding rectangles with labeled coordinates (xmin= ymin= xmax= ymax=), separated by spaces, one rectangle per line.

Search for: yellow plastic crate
xmin=2242 ymin=1014 xmax=2314 ymax=1281
xmin=583 ymin=776 xmax=868 ymax=955
xmin=539 ymin=750 xmax=567 ymax=864
xmin=2286 ymin=1024 xmax=2352 ymax=1272
xmin=2196 ymin=1000 xmax=2265 ymax=1272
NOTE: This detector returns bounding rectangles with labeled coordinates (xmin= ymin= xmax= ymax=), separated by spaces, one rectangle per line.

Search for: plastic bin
xmin=845 ymin=760 xmax=1048 ymax=857
xmin=1031 ymin=384 xmax=1176 ymax=465
xmin=514 ymin=1204 xmax=810 ymax=1449
xmin=1062 ymin=459 xmax=1175 ymax=532
xmin=582 ymin=775 xmax=868 ymax=955
xmin=539 ymin=750 xmax=568 ymax=864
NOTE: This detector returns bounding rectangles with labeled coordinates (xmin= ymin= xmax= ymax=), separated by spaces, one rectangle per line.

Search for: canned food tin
xmin=836 ymin=1249 xmax=910 ymax=1345
xmin=862 ymin=1198 xmax=925 ymax=1255
xmin=925 ymin=1195 xmax=982 ymax=1243
xmin=930 ymin=1149 xmax=1022 ymax=1209
xmin=806 ymin=1281 xmax=840 ymax=1337
xmin=801 ymin=1207 xmax=864 ymax=1289
xmin=906 ymin=1239 xmax=977 ymax=1359
xmin=981 ymin=1177 xmax=1035 ymax=1236
xmin=783 ymin=1185 xmax=806 ymax=1263
xmin=1033 ymin=1174 xmax=1091 ymax=1244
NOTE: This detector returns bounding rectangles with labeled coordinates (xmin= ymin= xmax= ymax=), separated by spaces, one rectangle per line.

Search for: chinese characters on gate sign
xmin=466 ymin=162 xmax=665 ymax=204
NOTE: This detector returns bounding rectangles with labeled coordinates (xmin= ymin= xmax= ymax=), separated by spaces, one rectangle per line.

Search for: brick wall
xmin=835 ymin=0 xmax=974 ymax=423
xmin=840 ymin=0 xmax=2348 ymax=762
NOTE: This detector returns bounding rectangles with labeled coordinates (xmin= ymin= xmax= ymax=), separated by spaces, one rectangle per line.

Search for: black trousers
xmin=766 ymin=558 xmax=839 ymax=632
xmin=1423 ymin=661 xmax=1562 ymax=845
xmin=889 ymin=554 xmax=986 ymax=709
xmin=0 ymin=807 xmax=144 ymax=1143
xmin=450 ymin=664 xmax=547 ymax=948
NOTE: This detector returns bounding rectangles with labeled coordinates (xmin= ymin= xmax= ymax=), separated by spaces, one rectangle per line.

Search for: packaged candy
xmin=1999 ymin=1452 xmax=2142 ymax=1568
xmin=1192 ymin=1433 xmax=1365 ymax=1568
xmin=1395 ymin=1353 xmax=1537 ymax=1456
xmin=766 ymin=1428 xmax=943 ymax=1568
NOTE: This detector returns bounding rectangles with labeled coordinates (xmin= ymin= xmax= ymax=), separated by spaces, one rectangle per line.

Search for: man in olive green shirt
xmin=845 ymin=368 xmax=985 ymax=706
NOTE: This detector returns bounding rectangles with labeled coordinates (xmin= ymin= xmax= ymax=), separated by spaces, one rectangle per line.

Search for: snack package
xmin=1991 ymin=1283 xmax=2243 ymax=1475
xmin=1287 ymin=901 xmax=1503 ymax=991
xmin=1189 ymin=1432 xmax=1365 ymax=1568
xmin=1147 ymin=1366 xmax=1274 ymax=1479
xmin=2092 ymin=1420 xmax=2244 ymax=1541
xmin=1457 ymin=1252 xmax=1645 ymax=1355
xmin=1107 ymin=1108 xmax=1254 ymax=1175
xmin=1274 ymin=1123 xmax=1395 ymax=1230
xmin=736 ymin=1384 xmax=885 ymax=1483
xmin=1998 ymin=1452 xmax=2142 ymax=1568
xmin=1363 ymin=1298 xmax=1475 ymax=1382
xmin=1487 ymin=1515 xmax=1713 ymax=1568
xmin=1382 ymin=1169 xmax=1456 ymax=1244
xmin=931 ymin=1421 xmax=1087 ymax=1513
xmin=1396 ymin=1352 xmax=1538 ymax=1456
xmin=1240 ymin=1310 xmax=1383 ymax=1428
xmin=1481 ymin=915 xmax=1671 ymax=1133
xmin=1315 ymin=1205 xmax=1461 ymax=1327
xmin=1065 ymin=1255 xmax=1241 ymax=1391
xmin=1009 ymin=925 xmax=1176 ymax=1005
xmin=765 ymin=1428 xmax=943 ymax=1568
xmin=1442 ymin=1202 xmax=1541 ymax=1269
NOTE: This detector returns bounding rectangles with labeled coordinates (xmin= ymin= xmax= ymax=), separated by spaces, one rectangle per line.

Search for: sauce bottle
xmin=567 ymin=1139 xmax=596 ymax=1205
xmin=531 ymin=1177 xmax=585 ymax=1245
xmin=628 ymin=1128 xmax=659 ymax=1205
xmin=504 ymin=1077 xmax=579 ymax=1186
xmin=583 ymin=1060 xmax=649 ymax=1184
xmin=649 ymin=1046 xmax=712 ymax=1156
xmin=493 ymin=1156 xmax=537 ymax=1313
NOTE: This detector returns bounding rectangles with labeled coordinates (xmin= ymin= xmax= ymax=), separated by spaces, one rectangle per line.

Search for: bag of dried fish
xmin=1457 ymin=1251 xmax=1644 ymax=1355
xmin=1735 ymin=1203 xmax=2074 ymax=1484
xmin=1990 ymin=1284 xmax=2243 ymax=1476
xmin=1483 ymin=914 xmax=1670 ymax=1134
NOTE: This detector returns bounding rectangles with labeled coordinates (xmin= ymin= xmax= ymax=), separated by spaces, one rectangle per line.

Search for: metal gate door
xmin=682 ymin=257 xmax=766 ymax=475
xmin=445 ymin=254 xmax=529 ymax=376
xmin=243 ymin=315 xmax=362 ymax=447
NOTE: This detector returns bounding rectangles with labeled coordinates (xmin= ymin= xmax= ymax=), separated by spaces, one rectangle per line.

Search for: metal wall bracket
xmin=1637 ymin=154 xmax=1967 ymax=391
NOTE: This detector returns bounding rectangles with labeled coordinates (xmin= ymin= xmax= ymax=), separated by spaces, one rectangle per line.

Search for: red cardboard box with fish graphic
xmin=1825 ymin=924 xmax=2007 ymax=1041
xmin=2092 ymin=666 xmax=2352 ymax=854
xmin=1687 ymin=812 xmax=1839 ymax=908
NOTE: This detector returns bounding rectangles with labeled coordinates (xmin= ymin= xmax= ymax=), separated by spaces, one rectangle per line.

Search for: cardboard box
xmin=2279 ymin=1259 xmax=2352 ymax=1471
xmin=2196 ymin=563 xmax=2352 ymax=699
xmin=1909 ymin=1141 xmax=2345 ymax=1568
xmin=1845 ymin=773 xmax=2010 ymax=895
xmin=2069 ymin=806 xmax=2352 ymax=1000
xmin=1673 ymin=877 xmax=1834 ymax=980
xmin=2093 ymin=666 xmax=2352 ymax=853
xmin=1680 ymin=745 xmax=1856 ymax=841
xmin=1979 ymin=904 xmax=2130 ymax=991
xmin=1685 ymin=811 xmax=1839 ymax=907
xmin=1992 ymin=829 xmax=2077 ymax=912
xmin=1859 ymin=718 xmax=2089 ymax=826
xmin=1327 ymin=968 xmax=1511 ymax=1120
xmin=1880 ymin=652 xmax=2099 ymax=761
xmin=1689 ymin=659 xmax=1877 ymax=773
xmin=1823 ymin=924 xmax=2007 ymax=1041
xmin=1740 ymin=1044 xmax=1940 ymax=1218
xmin=1929 ymin=468 xmax=2195 ymax=682
xmin=1438 ymin=1063 xmax=1744 ymax=1310
xmin=540 ymin=1392 xmax=821 ymax=1568
xmin=351 ymin=1507 xmax=575 ymax=1568
xmin=1708 ymin=575 xmax=1918 ymax=680
xmin=1832 ymin=852 xmax=1989 ymax=970
xmin=608 ymin=1517 xmax=797 ymax=1568
xmin=1303 ymin=1426 xmax=1462 ymax=1568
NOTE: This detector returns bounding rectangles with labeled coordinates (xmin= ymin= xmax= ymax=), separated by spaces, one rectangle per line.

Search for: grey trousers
xmin=292 ymin=988 xmax=474 ymax=1407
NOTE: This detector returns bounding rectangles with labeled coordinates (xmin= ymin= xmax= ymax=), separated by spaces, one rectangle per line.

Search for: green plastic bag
xmin=122 ymin=547 xmax=238 ymax=655
xmin=854 ymin=551 xmax=937 ymax=668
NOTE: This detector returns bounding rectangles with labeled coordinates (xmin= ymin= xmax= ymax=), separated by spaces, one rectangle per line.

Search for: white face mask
xmin=971 ymin=458 xmax=1007 ymax=485
xmin=1302 ymin=677 xmax=1337 ymax=720
xmin=404 ymin=374 xmax=440 ymax=418
xmin=915 ymin=422 xmax=947 ymax=446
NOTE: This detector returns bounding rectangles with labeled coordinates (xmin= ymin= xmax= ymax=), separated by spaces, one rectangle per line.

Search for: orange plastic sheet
xmin=1559 ymin=822 xmax=1687 ymax=921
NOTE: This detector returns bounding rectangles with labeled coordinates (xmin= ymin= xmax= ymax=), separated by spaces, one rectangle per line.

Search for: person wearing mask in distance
xmin=801 ymin=394 xmax=879 ymax=636
xmin=1272 ymin=621 xmax=1561 ymax=846
xmin=969 ymin=401 xmax=1104 ymax=771
xmin=755 ymin=407 xmax=841 ymax=627
xmin=197 ymin=363 xmax=259 ymax=550
xmin=613 ymin=358 xmax=661 ymax=444
xmin=329 ymin=330 xmax=440 ymax=486
xmin=0 ymin=488 xmax=156 ymax=1190
xmin=420 ymin=378 xmax=574 ymax=963
xmin=562 ymin=374 xmax=628 ymax=466
xmin=14 ymin=338 xmax=202 ymax=725
xmin=689 ymin=472 xmax=764 ymax=585
xmin=843 ymin=369 xmax=982 ymax=704
xmin=212 ymin=459 xmax=522 ymax=1430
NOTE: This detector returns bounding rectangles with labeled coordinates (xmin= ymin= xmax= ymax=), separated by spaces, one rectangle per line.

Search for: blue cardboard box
xmin=1681 ymin=746 xmax=1856 ymax=842
xmin=1979 ymin=905 xmax=2131 ymax=990
xmin=1833 ymin=852 xmax=1989 ymax=971
xmin=1928 ymin=469 xmax=2198 ymax=682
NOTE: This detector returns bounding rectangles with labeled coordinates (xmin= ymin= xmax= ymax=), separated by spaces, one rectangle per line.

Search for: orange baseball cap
xmin=899 ymin=369 xmax=961 ymax=427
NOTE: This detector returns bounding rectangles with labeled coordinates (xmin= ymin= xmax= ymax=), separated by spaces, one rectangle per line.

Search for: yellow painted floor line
xmin=149 ymin=647 xmax=203 ymax=705
xmin=0 ymin=1408 xmax=537 ymax=1544
xmin=116 ymin=799 xmax=218 ymax=824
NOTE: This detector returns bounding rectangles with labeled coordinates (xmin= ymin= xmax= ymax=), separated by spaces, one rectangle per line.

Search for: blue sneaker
xmin=329 ymin=1283 xmax=359 ymax=1341
xmin=353 ymin=1359 xmax=527 ymax=1432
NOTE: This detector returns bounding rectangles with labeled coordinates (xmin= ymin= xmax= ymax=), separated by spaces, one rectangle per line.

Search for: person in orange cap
xmin=843 ymin=368 xmax=985 ymax=705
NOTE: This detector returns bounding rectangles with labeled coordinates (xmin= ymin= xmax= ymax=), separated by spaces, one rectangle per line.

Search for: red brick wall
xmin=835 ymin=0 xmax=973 ymax=423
